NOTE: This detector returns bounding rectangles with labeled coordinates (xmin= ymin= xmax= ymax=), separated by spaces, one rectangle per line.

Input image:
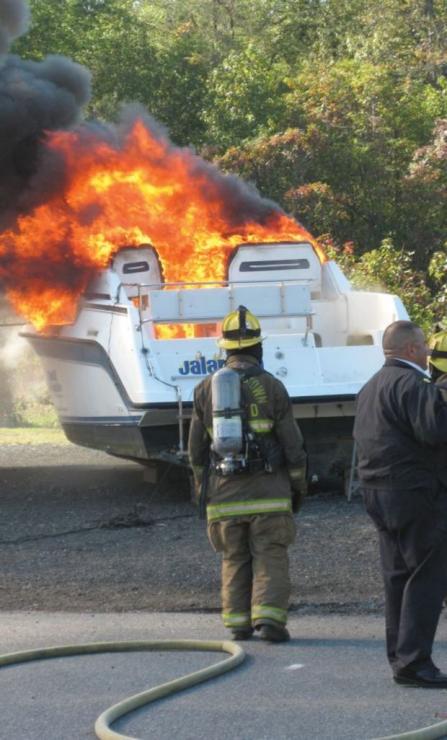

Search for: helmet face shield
xmin=429 ymin=330 xmax=447 ymax=373
xmin=218 ymin=305 xmax=263 ymax=350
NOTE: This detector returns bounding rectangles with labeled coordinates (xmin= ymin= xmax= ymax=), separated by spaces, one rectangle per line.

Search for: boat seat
xmin=147 ymin=283 xmax=312 ymax=324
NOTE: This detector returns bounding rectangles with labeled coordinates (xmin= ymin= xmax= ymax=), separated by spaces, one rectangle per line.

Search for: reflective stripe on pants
xmin=207 ymin=499 xmax=291 ymax=521
xmin=251 ymin=604 xmax=288 ymax=625
xmin=222 ymin=611 xmax=252 ymax=628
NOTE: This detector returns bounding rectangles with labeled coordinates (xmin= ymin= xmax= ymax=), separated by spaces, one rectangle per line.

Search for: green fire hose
xmin=0 ymin=638 xmax=245 ymax=740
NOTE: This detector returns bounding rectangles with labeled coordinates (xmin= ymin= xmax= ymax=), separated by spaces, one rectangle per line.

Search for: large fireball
xmin=0 ymin=118 xmax=323 ymax=330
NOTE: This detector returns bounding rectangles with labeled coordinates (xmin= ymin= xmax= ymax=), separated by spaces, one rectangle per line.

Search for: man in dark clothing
xmin=188 ymin=305 xmax=307 ymax=643
xmin=353 ymin=320 xmax=447 ymax=687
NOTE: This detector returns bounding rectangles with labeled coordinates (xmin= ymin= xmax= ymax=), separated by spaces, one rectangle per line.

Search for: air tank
xmin=211 ymin=366 xmax=243 ymax=457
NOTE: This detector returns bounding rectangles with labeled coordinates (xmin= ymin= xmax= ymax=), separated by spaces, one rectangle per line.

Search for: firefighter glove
xmin=191 ymin=465 xmax=204 ymax=506
xmin=288 ymin=467 xmax=308 ymax=513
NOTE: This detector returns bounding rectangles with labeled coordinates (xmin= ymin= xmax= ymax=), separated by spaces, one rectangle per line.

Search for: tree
xmin=217 ymin=128 xmax=315 ymax=202
xmin=146 ymin=23 xmax=210 ymax=146
xmin=203 ymin=44 xmax=289 ymax=147
xmin=401 ymin=118 xmax=447 ymax=266
xmin=283 ymin=57 xmax=447 ymax=249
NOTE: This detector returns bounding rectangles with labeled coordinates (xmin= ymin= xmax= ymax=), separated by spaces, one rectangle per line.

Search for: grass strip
xmin=0 ymin=428 xmax=69 ymax=445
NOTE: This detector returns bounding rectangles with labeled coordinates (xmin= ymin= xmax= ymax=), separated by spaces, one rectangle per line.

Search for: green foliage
xmin=217 ymin=128 xmax=315 ymax=203
xmin=428 ymin=244 xmax=447 ymax=322
xmin=11 ymin=397 xmax=60 ymax=428
xmin=12 ymin=0 xmax=208 ymax=143
xmin=148 ymin=24 xmax=210 ymax=145
xmin=401 ymin=119 xmax=447 ymax=267
xmin=325 ymin=238 xmax=436 ymax=331
xmin=0 ymin=428 xmax=67 ymax=443
xmin=285 ymin=183 xmax=352 ymax=240
xmin=203 ymin=45 xmax=289 ymax=147
xmin=276 ymin=58 xmax=446 ymax=253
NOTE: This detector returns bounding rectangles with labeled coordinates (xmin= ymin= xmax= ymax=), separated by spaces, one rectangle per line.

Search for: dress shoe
xmin=258 ymin=623 xmax=290 ymax=643
xmin=231 ymin=628 xmax=253 ymax=641
xmin=394 ymin=666 xmax=447 ymax=688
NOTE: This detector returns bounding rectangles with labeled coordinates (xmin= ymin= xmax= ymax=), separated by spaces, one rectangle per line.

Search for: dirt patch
xmin=0 ymin=437 xmax=383 ymax=614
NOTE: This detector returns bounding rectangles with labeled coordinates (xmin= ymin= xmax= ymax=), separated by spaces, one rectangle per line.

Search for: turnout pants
xmin=207 ymin=513 xmax=296 ymax=630
xmin=363 ymin=486 xmax=447 ymax=673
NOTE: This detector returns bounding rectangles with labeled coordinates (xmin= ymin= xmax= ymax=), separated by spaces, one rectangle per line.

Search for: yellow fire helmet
xmin=429 ymin=329 xmax=447 ymax=373
xmin=218 ymin=305 xmax=263 ymax=350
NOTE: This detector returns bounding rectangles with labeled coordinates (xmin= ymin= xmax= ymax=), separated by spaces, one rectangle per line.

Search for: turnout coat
xmin=188 ymin=354 xmax=307 ymax=522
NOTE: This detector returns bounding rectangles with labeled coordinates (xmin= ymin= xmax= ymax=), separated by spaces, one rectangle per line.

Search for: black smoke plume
xmin=0 ymin=0 xmax=91 ymax=231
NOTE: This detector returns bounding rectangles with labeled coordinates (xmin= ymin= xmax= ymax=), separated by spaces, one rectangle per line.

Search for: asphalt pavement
xmin=2 ymin=612 xmax=447 ymax=739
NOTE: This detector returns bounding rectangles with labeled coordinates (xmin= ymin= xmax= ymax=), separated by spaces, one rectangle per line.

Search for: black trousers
xmin=363 ymin=485 xmax=447 ymax=673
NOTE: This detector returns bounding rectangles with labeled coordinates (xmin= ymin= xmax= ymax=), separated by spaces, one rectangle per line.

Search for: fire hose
xmin=373 ymin=721 xmax=447 ymax=740
xmin=0 ymin=638 xmax=245 ymax=740
xmin=1 ymin=638 xmax=447 ymax=740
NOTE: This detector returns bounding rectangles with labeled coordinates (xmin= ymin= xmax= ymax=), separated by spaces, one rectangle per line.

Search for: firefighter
xmin=188 ymin=305 xmax=307 ymax=643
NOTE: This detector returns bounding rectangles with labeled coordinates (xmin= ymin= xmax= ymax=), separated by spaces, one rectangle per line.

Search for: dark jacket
xmin=353 ymin=358 xmax=447 ymax=489
xmin=188 ymin=353 xmax=307 ymax=520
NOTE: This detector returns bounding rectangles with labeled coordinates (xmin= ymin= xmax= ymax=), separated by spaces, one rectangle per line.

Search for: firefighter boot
xmin=257 ymin=622 xmax=290 ymax=643
xmin=231 ymin=627 xmax=254 ymax=641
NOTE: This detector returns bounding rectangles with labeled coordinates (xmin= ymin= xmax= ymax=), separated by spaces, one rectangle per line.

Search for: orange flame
xmin=0 ymin=118 xmax=324 ymax=330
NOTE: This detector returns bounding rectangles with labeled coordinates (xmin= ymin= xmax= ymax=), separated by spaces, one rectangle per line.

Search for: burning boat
xmin=22 ymin=239 xmax=407 ymax=482
xmin=0 ymin=118 xmax=408 ymax=483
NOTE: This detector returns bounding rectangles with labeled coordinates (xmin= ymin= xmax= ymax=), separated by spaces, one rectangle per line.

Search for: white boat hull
xmin=23 ymin=243 xmax=409 ymax=485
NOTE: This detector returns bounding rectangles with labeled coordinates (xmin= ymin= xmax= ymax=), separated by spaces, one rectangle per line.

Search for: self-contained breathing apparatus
xmin=210 ymin=365 xmax=284 ymax=477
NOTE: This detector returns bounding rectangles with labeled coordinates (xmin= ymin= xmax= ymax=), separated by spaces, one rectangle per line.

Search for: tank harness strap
xmin=238 ymin=367 xmax=285 ymax=473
